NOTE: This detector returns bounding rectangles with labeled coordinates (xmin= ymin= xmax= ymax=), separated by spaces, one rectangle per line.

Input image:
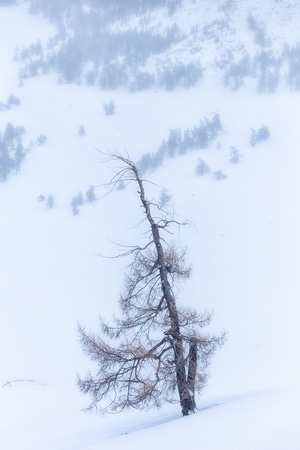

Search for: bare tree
xmin=78 ymin=154 xmax=225 ymax=416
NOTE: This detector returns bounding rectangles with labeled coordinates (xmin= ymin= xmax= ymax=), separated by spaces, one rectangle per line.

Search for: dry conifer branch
xmin=78 ymin=153 xmax=225 ymax=416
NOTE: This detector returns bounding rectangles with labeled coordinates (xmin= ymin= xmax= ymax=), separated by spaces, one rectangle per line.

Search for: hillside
xmin=1 ymin=1 xmax=300 ymax=449
xmin=9 ymin=0 xmax=300 ymax=91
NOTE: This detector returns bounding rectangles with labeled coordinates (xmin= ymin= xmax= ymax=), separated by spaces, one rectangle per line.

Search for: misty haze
xmin=1 ymin=1 xmax=300 ymax=449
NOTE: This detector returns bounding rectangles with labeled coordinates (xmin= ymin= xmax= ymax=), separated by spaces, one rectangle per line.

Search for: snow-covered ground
xmin=1 ymin=3 xmax=300 ymax=449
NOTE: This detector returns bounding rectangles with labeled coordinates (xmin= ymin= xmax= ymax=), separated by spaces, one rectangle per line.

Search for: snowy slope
xmin=109 ymin=0 xmax=300 ymax=87
xmin=1 ymin=2 xmax=300 ymax=449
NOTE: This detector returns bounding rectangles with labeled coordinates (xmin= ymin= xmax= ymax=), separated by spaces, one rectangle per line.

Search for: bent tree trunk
xmin=132 ymin=161 xmax=195 ymax=415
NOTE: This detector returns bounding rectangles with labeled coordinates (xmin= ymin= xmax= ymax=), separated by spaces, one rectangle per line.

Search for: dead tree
xmin=78 ymin=154 xmax=225 ymax=415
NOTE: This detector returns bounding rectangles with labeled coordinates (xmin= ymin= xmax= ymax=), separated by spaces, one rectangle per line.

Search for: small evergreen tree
xmin=229 ymin=147 xmax=243 ymax=164
xmin=159 ymin=187 xmax=172 ymax=208
xmin=86 ymin=185 xmax=96 ymax=202
xmin=214 ymin=170 xmax=227 ymax=180
xmin=38 ymin=194 xmax=45 ymax=202
xmin=78 ymin=125 xmax=86 ymax=136
xmin=71 ymin=191 xmax=84 ymax=215
xmin=37 ymin=134 xmax=47 ymax=145
xmin=103 ymin=100 xmax=115 ymax=115
xmin=250 ymin=125 xmax=270 ymax=147
xmin=46 ymin=194 xmax=55 ymax=208
xmin=195 ymin=158 xmax=210 ymax=176
xmin=6 ymin=94 xmax=20 ymax=108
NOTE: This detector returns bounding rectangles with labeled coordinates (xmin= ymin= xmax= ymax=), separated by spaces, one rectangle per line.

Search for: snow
xmin=1 ymin=2 xmax=300 ymax=449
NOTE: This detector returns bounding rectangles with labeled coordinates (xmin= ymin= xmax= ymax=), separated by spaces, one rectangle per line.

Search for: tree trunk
xmin=187 ymin=339 xmax=197 ymax=412
xmin=134 ymin=164 xmax=194 ymax=415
